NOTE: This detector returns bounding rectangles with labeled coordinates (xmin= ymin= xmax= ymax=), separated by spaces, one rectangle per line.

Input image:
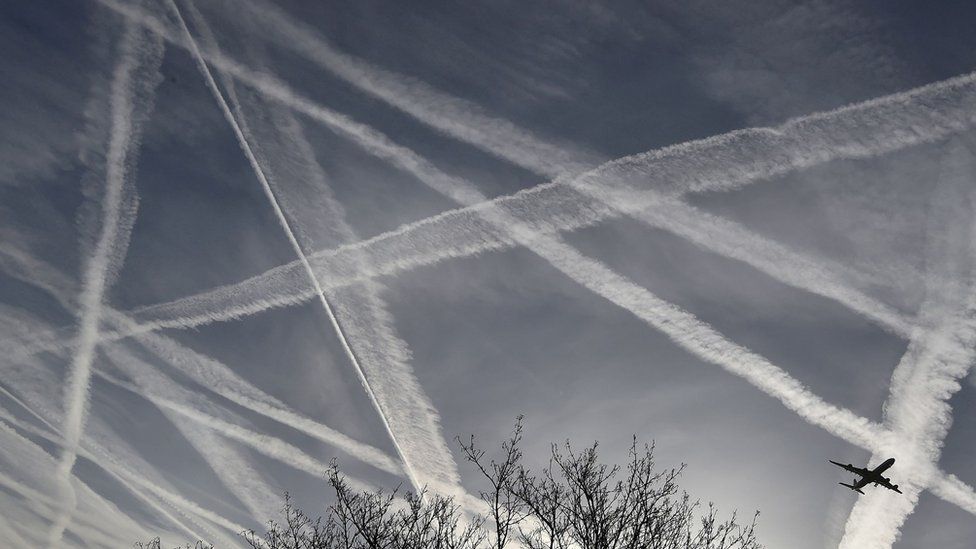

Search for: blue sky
xmin=2 ymin=1 xmax=976 ymax=548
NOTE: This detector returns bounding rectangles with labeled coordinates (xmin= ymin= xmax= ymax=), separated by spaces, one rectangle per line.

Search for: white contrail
xmin=80 ymin=57 xmax=976 ymax=343
xmin=33 ymin=0 xmax=976 ymax=523
xmin=33 ymin=0 xmax=976 ymax=503
xmin=213 ymin=0 xmax=603 ymax=179
xmin=48 ymin=20 xmax=163 ymax=548
xmin=101 ymin=343 xmax=284 ymax=526
xmin=28 ymin=0 xmax=976 ymax=352
xmin=166 ymin=0 xmax=426 ymax=493
xmin=607 ymin=195 xmax=915 ymax=336
xmin=166 ymin=0 xmax=905 ymax=509
xmin=838 ymin=142 xmax=976 ymax=548
xmin=179 ymin=0 xmax=921 ymax=335
xmin=1 ymin=364 xmax=246 ymax=547
xmin=0 ymin=239 xmax=403 ymax=477
xmin=189 ymin=0 xmax=463 ymax=496
xmin=0 ymin=414 xmax=150 ymax=547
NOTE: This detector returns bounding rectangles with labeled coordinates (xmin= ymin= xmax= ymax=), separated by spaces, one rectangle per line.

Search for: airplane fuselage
xmin=830 ymin=457 xmax=901 ymax=494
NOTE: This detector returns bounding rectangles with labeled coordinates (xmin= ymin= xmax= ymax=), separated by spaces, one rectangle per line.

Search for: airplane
xmin=829 ymin=457 xmax=902 ymax=494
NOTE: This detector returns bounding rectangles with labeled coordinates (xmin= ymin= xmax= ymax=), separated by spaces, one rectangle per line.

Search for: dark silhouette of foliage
xmin=142 ymin=418 xmax=761 ymax=549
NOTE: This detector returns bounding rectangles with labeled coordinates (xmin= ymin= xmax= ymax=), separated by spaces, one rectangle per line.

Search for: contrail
xmin=188 ymin=0 xmax=463 ymax=496
xmin=839 ymin=142 xmax=976 ymax=548
xmin=180 ymin=0 xmax=921 ymax=336
xmin=33 ymin=0 xmax=976 ymax=354
xmin=101 ymin=343 xmax=284 ymax=527
xmin=0 ymin=415 xmax=150 ymax=547
xmin=30 ymin=0 xmax=976 ymax=506
xmin=166 ymin=0 xmax=906 ymax=508
xmin=0 ymin=240 xmax=403 ymax=477
xmin=0 ymin=317 xmax=237 ymax=546
xmin=99 ymin=369 xmax=376 ymax=495
xmin=71 ymin=57 xmax=976 ymax=344
xmin=1 ymin=364 xmax=247 ymax=547
xmin=48 ymin=20 xmax=163 ymax=548
xmin=213 ymin=0 xmax=604 ymax=179
xmin=166 ymin=0 xmax=426 ymax=493
xmin=32 ymin=0 xmax=976 ymax=522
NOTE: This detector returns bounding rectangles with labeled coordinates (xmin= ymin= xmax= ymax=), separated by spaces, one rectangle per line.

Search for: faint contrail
xmin=167 ymin=0 xmax=426 ymax=493
xmin=0 ymin=417 xmax=149 ymax=547
xmin=168 ymin=0 xmax=898 ymax=494
xmin=188 ymin=0 xmax=464 ymax=496
xmin=838 ymin=143 xmax=976 ymax=548
xmin=213 ymin=0 xmax=603 ymax=179
xmin=0 ymin=240 xmax=403 ymax=477
xmin=187 ymin=0 xmax=920 ymax=337
xmin=48 ymin=21 xmax=163 ymax=548
xmin=82 ymin=58 xmax=976 ymax=342
xmin=101 ymin=343 xmax=283 ymax=526
xmin=31 ymin=0 xmax=976 ymax=521
xmin=101 ymin=369 xmax=377 ymax=494
xmin=44 ymin=0 xmax=976 ymax=353
xmin=2 ymin=365 xmax=246 ymax=547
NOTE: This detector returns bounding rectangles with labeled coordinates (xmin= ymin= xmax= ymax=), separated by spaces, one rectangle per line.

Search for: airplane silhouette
xmin=829 ymin=457 xmax=902 ymax=494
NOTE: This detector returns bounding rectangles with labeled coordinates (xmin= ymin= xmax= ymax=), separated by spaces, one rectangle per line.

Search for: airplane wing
xmin=829 ymin=460 xmax=870 ymax=477
xmin=876 ymin=478 xmax=903 ymax=494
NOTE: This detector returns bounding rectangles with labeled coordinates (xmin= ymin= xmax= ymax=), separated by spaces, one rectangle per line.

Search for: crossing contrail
xmin=838 ymin=142 xmax=976 ymax=549
xmin=0 ymin=240 xmax=403 ymax=477
xmin=74 ymin=57 xmax=976 ymax=344
xmin=212 ymin=0 xmax=604 ymax=179
xmin=175 ymin=0 xmax=923 ymax=337
xmin=188 ymin=0 xmax=464 ymax=496
xmin=165 ymin=0 xmax=908 ymax=511
xmin=167 ymin=0 xmax=427 ymax=494
xmin=24 ymin=0 xmax=976 ymax=516
xmin=1 ymin=364 xmax=247 ymax=547
xmin=0 ymin=415 xmax=149 ymax=546
xmin=48 ymin=20 xmax=164 ymax=548
xmin=101 ymin=343 xmax=284 ymax=526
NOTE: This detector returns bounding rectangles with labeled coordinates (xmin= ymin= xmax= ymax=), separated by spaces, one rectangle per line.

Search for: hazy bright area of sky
xmin=1 ymin=0 xmax=975 ymax=548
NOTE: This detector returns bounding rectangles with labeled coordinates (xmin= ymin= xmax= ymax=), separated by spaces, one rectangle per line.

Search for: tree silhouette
xmin=142 ymin=418 xmax=761 ymax=549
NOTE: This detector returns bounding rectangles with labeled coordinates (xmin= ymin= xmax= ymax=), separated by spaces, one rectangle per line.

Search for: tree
xmin=143 ymin=419 xmax=762 ymax=549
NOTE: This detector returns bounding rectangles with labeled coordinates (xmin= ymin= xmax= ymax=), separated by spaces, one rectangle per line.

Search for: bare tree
xmin=144 ymin=420 xmax=762 ymax=549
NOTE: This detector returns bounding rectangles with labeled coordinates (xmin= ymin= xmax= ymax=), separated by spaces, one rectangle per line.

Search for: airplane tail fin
xmin=840 ymin=482 xmax=865 ymax=494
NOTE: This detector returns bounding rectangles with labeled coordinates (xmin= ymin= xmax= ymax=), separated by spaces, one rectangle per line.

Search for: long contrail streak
xmin=22 ymin=0 xmax=976 ymax=518
xmin=190 ymin=0 xmax=462 ymax=495
xmin=48 ymin=21 xmax=163 ymax=548
xmin=838 ymin=142 xmax=976 ymax=548
xmin=0 ymin=417 xmax=149 ymax=546
xmin=63 ymin=51 xmax=976 ymax=345
xmin=163 ymin=0 xmax=893 ymax=500
xmin=193 ymin=0 xmax=923 ymax=336
xmin=166 ymin=0 xmax=425 ymax=493
xmin=0 ymin=240 xmax=403 ymax=477
xmin=216 ymin=0 xmax=603 ymax=179
xmin=2 ymin=368 xmax=247 ymax=547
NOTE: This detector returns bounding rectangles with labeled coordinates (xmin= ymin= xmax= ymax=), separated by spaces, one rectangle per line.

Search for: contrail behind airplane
xmin=839 ymin=141 xmax=976 ymax=549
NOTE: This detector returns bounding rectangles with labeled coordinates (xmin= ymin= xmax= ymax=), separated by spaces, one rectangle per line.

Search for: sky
xmin=1 ymin=1 xmax=975 ymax=548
